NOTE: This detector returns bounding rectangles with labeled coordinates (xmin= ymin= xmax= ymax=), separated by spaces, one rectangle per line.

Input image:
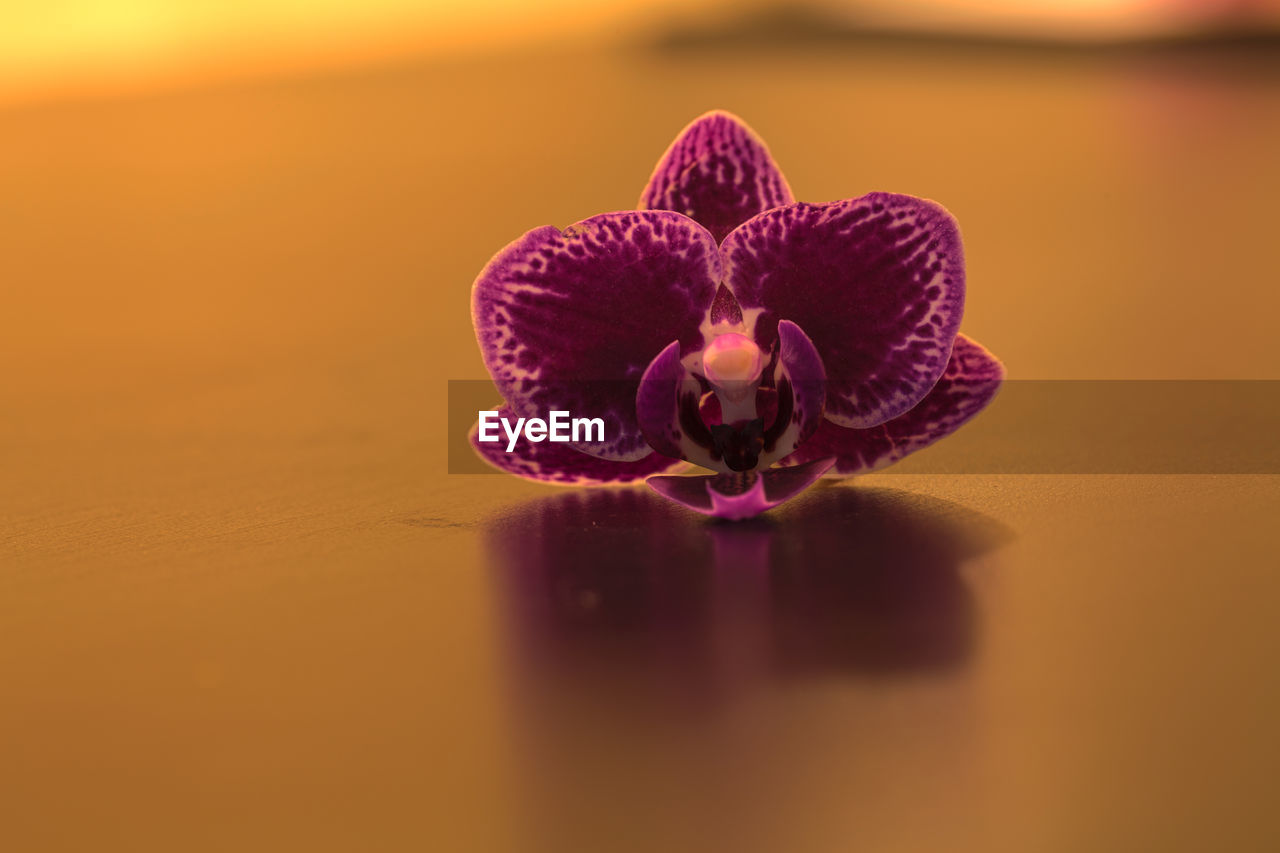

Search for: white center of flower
xmin=702 ymin=333 xmax=763 ymax=385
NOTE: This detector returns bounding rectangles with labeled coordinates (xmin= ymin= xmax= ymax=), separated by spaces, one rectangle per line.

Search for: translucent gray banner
xmin=448 ymin=380 xmax=1280 ymax=474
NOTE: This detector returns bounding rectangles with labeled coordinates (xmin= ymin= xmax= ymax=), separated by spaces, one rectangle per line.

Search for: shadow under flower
xmin=483 ymin=484 xmax=1013 ymax=709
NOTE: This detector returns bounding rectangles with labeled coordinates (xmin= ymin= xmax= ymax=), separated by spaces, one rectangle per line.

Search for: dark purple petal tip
xmin=723 ymin=193 xmax=966 ymax=429
xmin=639 ymin=110 xmax=795 ymax=244
xmin=646 ymin=456 xmax=836 ymax=520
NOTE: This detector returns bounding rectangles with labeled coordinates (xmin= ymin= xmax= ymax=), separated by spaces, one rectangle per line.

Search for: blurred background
xmin=3 ymin=2 xmax=1280 ymax=852
xmin=4 ymin=1 xmax=1280 ymax=103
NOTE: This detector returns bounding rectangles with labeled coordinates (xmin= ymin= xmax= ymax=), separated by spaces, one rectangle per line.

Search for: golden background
xmin=2 ymin=2 xmax=1279 ymax=851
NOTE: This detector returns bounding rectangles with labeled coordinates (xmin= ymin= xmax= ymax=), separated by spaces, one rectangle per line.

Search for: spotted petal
xmin=639 ymin=110 xmax=795 ymax=244
xmin=473 ymin=210 xmax=721 ymax=461
xmin=781 ymin=335 xmax=1004 ymax=476
xmin=647 ymin=457 xmax=836 ymax=521
xmin=469 ymin=405 xmax=686 ymax=485
xmin=722 ymin=193 xmax=966 ymax=429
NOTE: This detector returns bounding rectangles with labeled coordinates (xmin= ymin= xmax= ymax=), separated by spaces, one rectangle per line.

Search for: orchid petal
xmin=722 ymin=193 xmax=966 ymax=429
xmin=781 ymin=335 xmax=1004 ymax=476
xmin=647 ymin=457 xmax=836 ymax=521
xmin=639 ymin=110 xmax=795 ymax=244
xmin=473 ymin=210 xmax=721 ymax=461
xmin=470 ymin=405 xmax=686 ymax=485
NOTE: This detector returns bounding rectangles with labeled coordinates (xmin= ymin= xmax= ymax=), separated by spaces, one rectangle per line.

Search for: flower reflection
xmin=483 ymin=486 xmax=1012 ymax=711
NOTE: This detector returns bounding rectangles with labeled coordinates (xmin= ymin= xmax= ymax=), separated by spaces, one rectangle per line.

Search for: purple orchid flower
xmin=470 ymin=111 xmax=1004 ymax=520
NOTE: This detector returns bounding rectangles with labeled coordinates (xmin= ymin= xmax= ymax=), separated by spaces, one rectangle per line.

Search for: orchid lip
xmin=636 ymin=319 xmax=827 ymax=480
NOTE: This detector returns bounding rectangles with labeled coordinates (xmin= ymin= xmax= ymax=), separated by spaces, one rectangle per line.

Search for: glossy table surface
xmin=2 ymin=40 xmax=1279 ymax=852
